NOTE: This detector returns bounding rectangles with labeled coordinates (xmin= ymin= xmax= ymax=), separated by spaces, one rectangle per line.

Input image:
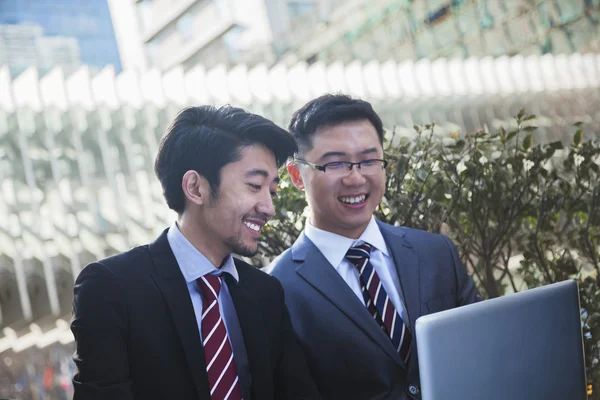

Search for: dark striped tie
xmin=197 ymin=274 xmax=243 ymax=400
xmin=346 ymin=243 xmax=412 ymax=364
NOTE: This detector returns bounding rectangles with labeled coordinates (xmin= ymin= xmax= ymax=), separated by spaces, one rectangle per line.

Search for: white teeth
xmin=244 ymin=221 xmax=261 ymax=232
xmin=339 ymin=195 xmax=367 ymax=204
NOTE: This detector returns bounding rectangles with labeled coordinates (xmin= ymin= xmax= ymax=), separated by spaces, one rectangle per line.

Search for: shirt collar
xmin=304 ymin=216 xmax=389 ymax=269
xmin=167 ymin=222 xmax=240 ymax=283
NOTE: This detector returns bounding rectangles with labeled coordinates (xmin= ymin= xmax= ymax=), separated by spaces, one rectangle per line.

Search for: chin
xmin=234 ymin=244 xmax=259 ymax=258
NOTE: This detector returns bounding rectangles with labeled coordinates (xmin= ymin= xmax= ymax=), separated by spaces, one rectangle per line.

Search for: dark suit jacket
xmin=269 ymin=220 xmax=480 ymax=400
xmin=71 ymin=229 xmax=320 ymax=400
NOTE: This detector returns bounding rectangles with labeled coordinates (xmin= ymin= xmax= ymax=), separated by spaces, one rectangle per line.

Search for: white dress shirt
xmin=304 ymin=216 xmax=407 ymax=324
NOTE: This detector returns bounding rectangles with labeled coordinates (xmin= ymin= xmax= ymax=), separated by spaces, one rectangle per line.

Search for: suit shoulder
xmin=234 ymin=258 xmax=279 ymax=285
xmin=380 ymin=221 xmax=450 ymax=247
xmin=266 ymin=247 xmax=294 ymax=278
xmin=85 ymin=244 xmax=151 ymax=277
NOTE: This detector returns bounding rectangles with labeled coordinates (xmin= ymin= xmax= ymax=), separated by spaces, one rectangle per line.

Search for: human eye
xmin=361 ymin=159 xmax=380 ymax=167
xmin=247 ymin=183 xmax=261 ymax=191
xmin=324 ymin=161 xmax=346 ymax=170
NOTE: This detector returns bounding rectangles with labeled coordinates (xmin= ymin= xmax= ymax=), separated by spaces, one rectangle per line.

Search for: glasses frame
xmin=294 ymin=158 xmax=388 ymax=175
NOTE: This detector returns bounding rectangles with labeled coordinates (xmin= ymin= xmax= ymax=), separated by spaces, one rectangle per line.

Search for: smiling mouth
xmin=243 ymin=221 xmax=263 ymax=232
xmin=338 ymin=194 xmax=368 ymax=205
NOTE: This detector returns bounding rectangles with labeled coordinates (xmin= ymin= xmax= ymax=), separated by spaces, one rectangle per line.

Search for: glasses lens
xmin=360 ymin=160 xmax=384 ymax=175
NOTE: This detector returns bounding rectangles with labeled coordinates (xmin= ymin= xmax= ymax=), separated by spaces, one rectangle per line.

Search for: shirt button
xmin=408 ymin=385 xmax=420 ymax=396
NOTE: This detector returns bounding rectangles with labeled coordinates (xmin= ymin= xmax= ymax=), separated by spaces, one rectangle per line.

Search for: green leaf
xmin=573 ymin=130 xmax=583 ymax=146
xmin=523 ymin=114 xmax=536 ymax=121
xmin=415 ymin=168 xmax=428 ymax=182
xmin=573 ymin=121 xmax=583 ymax=127
xmin=523 ymin=126 xmax=537 ymax=132
xmin=549 ymin=141 xmax=564 ymax=150
xmin=507 ymin=130 xmax=519 ymax=141
xmin=455 ymin=139 xmax=466 ymax=149
xmin=517 ymin=108 xmax=526 ymax=119
xmin=522 ymin=134 xmax=533 ymax=150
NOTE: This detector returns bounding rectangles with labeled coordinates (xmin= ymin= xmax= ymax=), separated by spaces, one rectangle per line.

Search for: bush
xmin=258 ymin=111 xmax=600 ymax=395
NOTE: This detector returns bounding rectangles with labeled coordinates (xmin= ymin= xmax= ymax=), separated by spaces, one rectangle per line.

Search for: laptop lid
xmin=415 ymin=280 xmax=586 ymax=400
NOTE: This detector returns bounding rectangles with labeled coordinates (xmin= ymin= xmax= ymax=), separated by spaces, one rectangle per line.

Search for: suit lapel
xmin=149 ymin=230 xmax=211 ymax=400
xmin=225 ymin=268 xmax=269 ymax=400
xmin=292 ymin=233 xmax=406 ymax=369
xmin=377 ymin=221 xmax=421 ymax=330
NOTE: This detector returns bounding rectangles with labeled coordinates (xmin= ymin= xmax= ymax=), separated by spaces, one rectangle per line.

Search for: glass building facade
xmin=271 ymin=0 xmax=600 ymax=65
xmin=0 ymin=0 xmax=121 ymax=72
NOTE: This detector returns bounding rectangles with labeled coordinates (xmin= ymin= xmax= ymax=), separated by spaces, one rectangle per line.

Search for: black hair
xmin=288 ymin=94 xmax=384 ymax=154
xmin=154 ymin=105 xmax=297 ymax=214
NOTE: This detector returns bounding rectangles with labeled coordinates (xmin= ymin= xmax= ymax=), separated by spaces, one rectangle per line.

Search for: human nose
xmin=342 ymin=163 xmax=367 ymax=185
xmin=256 ymin=192 xmax=276 ymax=219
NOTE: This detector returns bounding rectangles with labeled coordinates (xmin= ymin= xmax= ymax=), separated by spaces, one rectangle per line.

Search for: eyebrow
xmin=319 ymin=147 xmax=379 ymax=161
xmin=245 ymin=168 xmax=280 ymax=184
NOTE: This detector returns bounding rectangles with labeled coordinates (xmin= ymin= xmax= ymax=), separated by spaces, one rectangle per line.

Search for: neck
xmin=309 ymin=214 xmax=370 ymax=240
xmin=177 ymin=213 xmax=228 ymax=267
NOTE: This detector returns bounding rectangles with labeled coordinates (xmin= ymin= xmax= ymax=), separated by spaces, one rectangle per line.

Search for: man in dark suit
xmin=269 ymin=94 xmax=481 ymax=400
xmin=71 ymin=106 xmax=321 ymax=400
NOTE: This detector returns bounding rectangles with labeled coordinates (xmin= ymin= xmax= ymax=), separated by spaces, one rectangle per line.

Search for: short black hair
xmin=154 ymin=105 xmax=297 ymax=214
xmin=288 ymin=94 xmax=384 ymax=154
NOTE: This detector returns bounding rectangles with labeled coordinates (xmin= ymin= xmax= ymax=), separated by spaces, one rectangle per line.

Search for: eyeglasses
xmin=294 ymin=158 xmax=387 ymax=177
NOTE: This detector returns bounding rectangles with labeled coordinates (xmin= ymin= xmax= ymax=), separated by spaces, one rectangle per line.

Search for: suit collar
xmin=376 ymin=221 xmax=421 ymax=330
xmin=167 ymin=222 xmax=239 ymax=283
xmin=224 ymin=271 xmax=269 ymax=400
xmin=291 ymin=231 xmax=407 ymax=369
xmin=291 ymin=220 xmax=413 ymax=261
xmin=303 ymin=217 xmax=390 ymax=270
xmin=149 ymin=229 xmax=211 ymax=399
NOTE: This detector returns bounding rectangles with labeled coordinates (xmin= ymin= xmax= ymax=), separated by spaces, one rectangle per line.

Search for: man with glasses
xmin=269 ymin=94 xmax=480 ymax=400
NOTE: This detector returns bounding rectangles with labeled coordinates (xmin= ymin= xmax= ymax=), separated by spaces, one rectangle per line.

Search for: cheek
xmin=210 ymin=196 xmax=244 ymax=224
xmin=371 ymin=175 xmax=386 ymax=196
xmin=313 ymin=176 xmax=338 ymax=195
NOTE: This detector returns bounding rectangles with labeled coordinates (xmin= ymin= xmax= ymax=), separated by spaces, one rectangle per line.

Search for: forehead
xmin=306 ymin=119 xmax=382 ymax=157
xmin=226 ymin=144 xmax=278 ymax=176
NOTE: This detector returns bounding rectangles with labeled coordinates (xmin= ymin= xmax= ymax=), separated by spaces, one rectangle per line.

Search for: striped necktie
xmin=196 ymin=274 xmax=243 ymax=400
xmin=346 ymin=243 xmax=412 ymax=364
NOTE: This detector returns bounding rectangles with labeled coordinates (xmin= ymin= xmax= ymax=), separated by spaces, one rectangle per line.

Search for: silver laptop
xmin=415 ymin=280 xmax=587 ymax=400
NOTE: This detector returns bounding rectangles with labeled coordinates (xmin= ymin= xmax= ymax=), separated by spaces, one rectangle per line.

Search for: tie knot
xmin=196 ymin=274 xmax=222 ymax=302
xmin=345 ymin=243 xmax=372 ymax=267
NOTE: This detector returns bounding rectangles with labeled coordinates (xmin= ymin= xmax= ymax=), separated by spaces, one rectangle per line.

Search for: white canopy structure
xmin=0 ymin=52 xmax=599 ymax=351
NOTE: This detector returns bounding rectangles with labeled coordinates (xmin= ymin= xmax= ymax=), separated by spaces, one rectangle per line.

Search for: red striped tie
xmin=197 ymin=274 xmax=243 ymax=400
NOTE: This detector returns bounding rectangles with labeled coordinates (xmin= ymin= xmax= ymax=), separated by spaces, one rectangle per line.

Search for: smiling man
xmin=71 ymin=106 xmax=321 ymax=400
xmin=269 ymin=94 xmax=480 ymax=400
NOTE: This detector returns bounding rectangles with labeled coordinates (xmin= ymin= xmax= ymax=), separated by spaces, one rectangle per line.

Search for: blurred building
xmin=125 ymin=0 xmax=339 ymax=71
xmin=131 ymin=0 xmax=270 ymax=71
xmin=121 ymin=0 xmax=599 ymax=71
xmin=0 ymin=24 xmax=42 ymax=73
xmin=0 ymin=0 xmax=121 ymax=75
xmin=0 ymin=24 xmax=80 ymax=76
xmin=271 ymin=0 xmax=600 ymax=65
